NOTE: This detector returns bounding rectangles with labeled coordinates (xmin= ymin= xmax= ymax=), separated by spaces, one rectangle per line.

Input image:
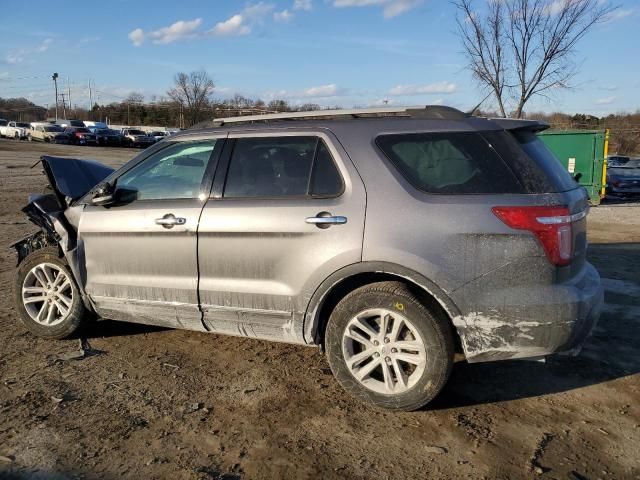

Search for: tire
xmin=14 ymin=246 xmax=87 ymax=339
xmin=325 ymin=281 xmax=454 ymax=411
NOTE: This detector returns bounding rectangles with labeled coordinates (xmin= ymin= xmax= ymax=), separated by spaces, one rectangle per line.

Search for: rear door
xmin=197 ymin=131 xmax=366 ymax=343
xmin=78 ymin=137 xmax=224 ymax=329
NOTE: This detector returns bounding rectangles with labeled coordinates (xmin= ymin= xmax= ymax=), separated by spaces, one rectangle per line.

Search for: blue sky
xmin=1 ymin=0 xmax=638 ymax=115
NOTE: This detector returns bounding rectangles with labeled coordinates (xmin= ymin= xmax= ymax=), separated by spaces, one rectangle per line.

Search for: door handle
xmin=155 ymin=214 xmax=186 ymax=229
xmin=305 ymin=211 xmax=347 ymax=229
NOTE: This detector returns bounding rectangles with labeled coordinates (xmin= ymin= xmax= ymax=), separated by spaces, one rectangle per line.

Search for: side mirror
xmin=91 ymin=182 xmax=115 ymax=206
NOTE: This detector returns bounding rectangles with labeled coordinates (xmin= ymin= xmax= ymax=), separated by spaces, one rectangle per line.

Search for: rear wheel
xmin=14 ymin=247 xmax=87 ymax=339
xmin=325 ymin=281 xmax=454 ymax=411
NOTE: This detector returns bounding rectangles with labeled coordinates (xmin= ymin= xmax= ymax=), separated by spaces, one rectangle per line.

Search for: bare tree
xmin=167 ymin=70 xmax=215 ymax=127
xmin=454 ymin=0 xmax=616 ymax=118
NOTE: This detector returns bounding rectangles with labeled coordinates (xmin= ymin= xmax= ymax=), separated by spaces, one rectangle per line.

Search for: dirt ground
xmin=0 ymin=138 xmax=638 ymax=480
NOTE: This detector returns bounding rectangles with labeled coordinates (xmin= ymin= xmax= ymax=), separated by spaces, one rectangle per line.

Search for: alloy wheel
xmin=341 ymin=308 xmax=427 ymax=395
xmin=22 ymin=263 xmax=73 ymax=326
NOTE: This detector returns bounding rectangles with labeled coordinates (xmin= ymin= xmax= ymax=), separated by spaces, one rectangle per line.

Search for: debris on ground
xmin=424 ymin=446 xmax=448 ymax=455
xmin=51 ymin=338 xmax=105 ymax=363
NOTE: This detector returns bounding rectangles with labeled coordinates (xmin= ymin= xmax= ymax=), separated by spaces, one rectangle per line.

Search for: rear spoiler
xmin=490 ymin=118 xmax=549 ymax=133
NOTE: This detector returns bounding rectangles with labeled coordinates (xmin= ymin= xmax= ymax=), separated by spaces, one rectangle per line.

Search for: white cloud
xmin=209 ymin=3 xmax=274 ymax=37
xmin=210 ymin=14 xmax=251 ymax=36
xmin=128 ymin=19 xmax=203 ymax=46
xmin=304 ymin=84 xmax=341 ymax=97
xmin=595 ymin=96 xmax=616 ymax=105
xmin=598 ymin=84 xmax=618 ymax=91
xmin=333 ymin=0 xmax=421 ymax=18
xmin=149 ymin=18 xmax=203 ymax=44
xmin=36 ymin=38 xmax=53 ymax=52
xmin=128 ymin=28 xmax=145 ymax=47
xmin=603 ymin=8 xmax=634 ymax=23
xmin=4 ymin=51 xmax=24 ymax=64
xmin=293 ymin=0 xmax=312 ymax=10
xmin=274 ymin=9 xmax=293 ymax=22
xmin=4 ymin=38 xmax=54 ymax=64
xmin=0 ymin=72 xmax=9 ymax=79
xmin=388 ymin=81 xmax=458 ymax=96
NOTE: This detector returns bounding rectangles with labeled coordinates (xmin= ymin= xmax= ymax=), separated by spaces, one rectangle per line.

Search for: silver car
xmin=12 ymin=106 xmax=603 ymax=410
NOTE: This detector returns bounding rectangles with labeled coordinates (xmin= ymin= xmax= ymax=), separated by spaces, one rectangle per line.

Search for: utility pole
xmin=88 ymin=79 xmax=93 ymax=117
xmin=127 ymin=102 xmax=130 ymax=125
xmin=52 ymin=73 xmax=59 ymax=121
xmin=60 ymin=93 xmax=67 ymax=119
xmin=67 ymin=76 xmax=72 ymax=118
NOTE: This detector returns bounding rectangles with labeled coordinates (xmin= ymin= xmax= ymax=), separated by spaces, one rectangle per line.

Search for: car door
xmin=197 ymin=131 xmax=366 ymax=343
xmin=78 ymin=136 xmax=224 ymax=330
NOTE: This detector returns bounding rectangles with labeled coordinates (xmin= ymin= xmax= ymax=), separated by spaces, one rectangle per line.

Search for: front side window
xmin=223 ymin=136 xmax=343 ymax=198
xmin=116 ymin=141 xmax=218 ymax=201
xmin=376 ymin=132 xmax=523 ymax=194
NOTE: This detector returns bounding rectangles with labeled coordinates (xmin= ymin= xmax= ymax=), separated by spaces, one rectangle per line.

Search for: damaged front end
xmin=11 ymin=155 xmax=114 ymax=307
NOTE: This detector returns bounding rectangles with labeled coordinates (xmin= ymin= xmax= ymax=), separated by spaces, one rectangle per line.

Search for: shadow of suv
xmin=11 ymin=106 xmax=603 ymax=410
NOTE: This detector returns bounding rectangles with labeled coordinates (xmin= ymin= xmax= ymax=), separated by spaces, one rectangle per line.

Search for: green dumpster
xmin=537 ymin=130 xmax=609 ymax=205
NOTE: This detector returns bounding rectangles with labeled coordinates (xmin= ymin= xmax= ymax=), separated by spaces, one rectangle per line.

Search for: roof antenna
xmin=467 ymin=91 xmax=494 ymax=116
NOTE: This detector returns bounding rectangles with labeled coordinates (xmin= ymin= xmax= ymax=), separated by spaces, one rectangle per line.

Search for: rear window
xmin=376 ymin=132 xmax=523 ymax=194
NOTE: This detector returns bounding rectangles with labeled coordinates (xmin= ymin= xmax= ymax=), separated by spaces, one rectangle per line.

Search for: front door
xmin=78 ymin=138 xmax=223 ymax=329
xmin=197 ymin=132 xmax=366 ymax=343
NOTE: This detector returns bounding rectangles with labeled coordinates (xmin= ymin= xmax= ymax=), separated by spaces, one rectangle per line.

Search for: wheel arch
xmin=303 ymin=261 xmax=463 ymax=352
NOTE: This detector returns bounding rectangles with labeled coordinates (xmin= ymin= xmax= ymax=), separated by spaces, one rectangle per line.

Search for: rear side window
xmin=223 ymin=136 xmax=343 ymax=198
xmin=512 ymin=131 xmax=579 ymax=192
xmin=376 ymin=132 xmax=523 ymax=194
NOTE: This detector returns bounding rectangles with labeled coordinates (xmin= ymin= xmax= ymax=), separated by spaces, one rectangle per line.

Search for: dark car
xmin=90 ymin=128 xmax=123 ymax=146
xmin=607 ymin=158 xmax=640 ymax=196
xmin=64 ymin=127 xmax=97 ymax=146
xmin=607 ymin=155 xmax=630 ymax=167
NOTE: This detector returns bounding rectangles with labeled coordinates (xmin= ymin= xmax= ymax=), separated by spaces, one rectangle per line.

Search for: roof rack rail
xmin=190 ymin=105 xmax=468 ymax=129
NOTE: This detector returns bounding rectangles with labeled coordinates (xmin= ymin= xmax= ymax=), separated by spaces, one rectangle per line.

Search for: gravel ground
xmin=0 ymin=138 xmax=638 ymax=480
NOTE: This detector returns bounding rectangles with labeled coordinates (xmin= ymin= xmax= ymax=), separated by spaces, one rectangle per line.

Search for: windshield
xmin=45 ymin=126 xmax=63 ymax=132
xmin=129 ymin=130 xmax=145 ymax=135
xmin=17 ymin=123 xmax=30 ymax=128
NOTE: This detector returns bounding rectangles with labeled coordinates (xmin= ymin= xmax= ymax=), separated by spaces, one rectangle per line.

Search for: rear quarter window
xmin=510 ymin=130 xmax=578 ymax=192
xmin=376 ymin=132 xmax=524 ymax=194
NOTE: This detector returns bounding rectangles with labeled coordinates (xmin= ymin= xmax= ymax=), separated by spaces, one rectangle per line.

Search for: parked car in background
xmin=11 ymin=106 xmax=603 ymax=411
xmin=55 ymin=119 xmax=86 ymax=128
xmin=64 ymin=127 xmax=97 ymax=145
xmin=83 ymin=121 xmax=109 ymax=129
xmin=5 ymin=121 xmax=30 ymax=140
xmin=121 ymin=128 xmax=155 ymax=148
xmin=89 ymin=127 xmax=123 ymax=146
xmin=0 ymin=118 xmax=8 ymax=137
xmin=607 ymin=158 xmax=640 ymax=196
xmin=28 ymin=124 xmax=69 ymax=143
xmin=607 ymin=155 xmax=630 ymax=167
xmin=148 ymin=131 xmax=169 ymax=142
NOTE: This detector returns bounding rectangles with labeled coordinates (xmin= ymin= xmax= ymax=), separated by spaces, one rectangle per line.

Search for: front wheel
xmin=325 ymin=281 xmax=454 ymax=411
xmin=14 ymin=247 xmax=88 ymax=339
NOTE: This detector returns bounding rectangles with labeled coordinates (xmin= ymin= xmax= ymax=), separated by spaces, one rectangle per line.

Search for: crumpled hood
xmin=39 ymin=156 xmax=114 ymax=206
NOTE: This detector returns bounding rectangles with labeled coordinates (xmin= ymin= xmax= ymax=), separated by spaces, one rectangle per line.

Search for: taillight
xmin=492 ymin=206 xmax=586 ymax=266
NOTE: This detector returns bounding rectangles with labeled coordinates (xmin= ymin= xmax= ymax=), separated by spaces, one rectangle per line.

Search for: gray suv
xmin=12 ymin=106 xmax=603 ymax=410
